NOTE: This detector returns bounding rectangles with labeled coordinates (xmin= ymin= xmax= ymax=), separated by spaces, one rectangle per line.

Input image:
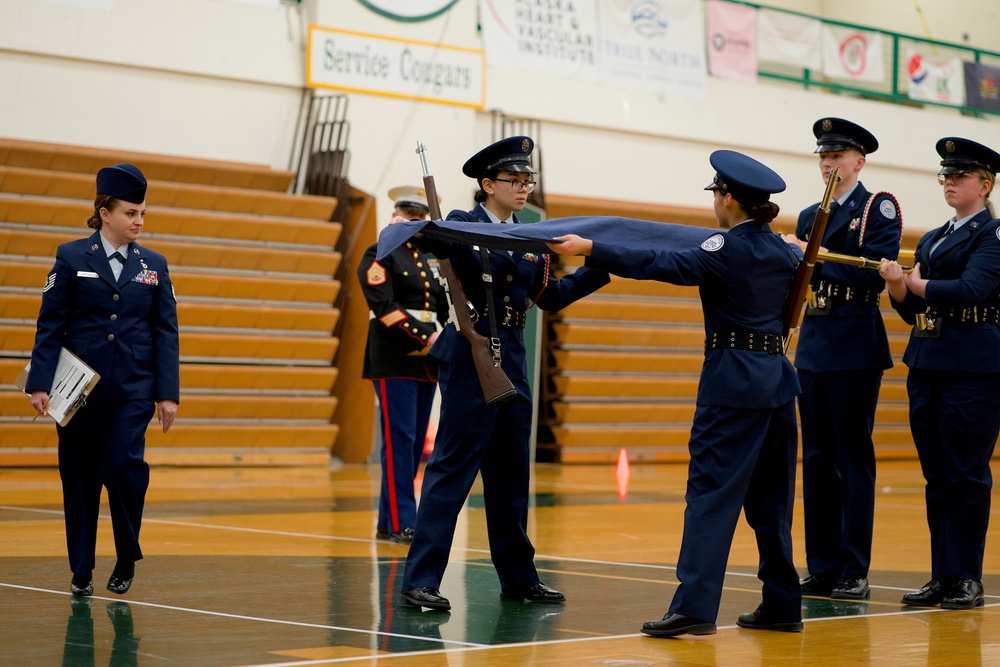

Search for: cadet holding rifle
xmin=396 ymin=136 xmax=609 ymax=611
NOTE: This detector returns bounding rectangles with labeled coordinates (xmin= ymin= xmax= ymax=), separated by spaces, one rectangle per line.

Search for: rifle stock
xmin=781 ymin=166 xmax=841 ymax=346
xmin=416 ymin=141 xmax=517 ymax=407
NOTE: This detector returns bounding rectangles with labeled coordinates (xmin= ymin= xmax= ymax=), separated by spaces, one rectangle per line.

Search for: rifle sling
xmin=478 ymin=246 xmax=503 ymax=364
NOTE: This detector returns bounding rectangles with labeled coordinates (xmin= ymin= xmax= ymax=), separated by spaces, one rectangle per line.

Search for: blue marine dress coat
xmin=890 ymin=209 xmax=1000 ymax=582
xmin=586 ymin=220 xmax=803 ymax=623
xmin=794 ymin=182 xmax=900 ymax=582
xmin=401 ymin=205 xmax=610 ymax=595
xmin=27 ymin=230 xmax=179 ymax=577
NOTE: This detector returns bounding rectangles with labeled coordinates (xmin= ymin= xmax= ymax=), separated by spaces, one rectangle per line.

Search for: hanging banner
xmin=306 ymin=26 xmax=485 ymax=108
xmin=757 ymin=8 xmax=821 ymax=71
xmin=707 ymin=0 xmax=757 ymax=83
xmin=963 ymin=61 xmax=1000 ymax=113
xmin=599 ymin=0 xmax=707 ymax=98
xmin=906 ymin=50 xmax=965 ymax=106
xmin=480 ymin=0 xmax=600 ymax=81
xmin=821 ymin=24 xmax=885 ymax=83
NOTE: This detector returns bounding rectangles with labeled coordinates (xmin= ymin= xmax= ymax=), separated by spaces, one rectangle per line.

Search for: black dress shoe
xmin=831 ymin=577 xmax=870 ymax=600
xmin=500 ymin=582 xmax=566 ymax=604
xmin=737 ymin=608 xmax=804 ymax=632
xmin=107 ymin=573 xmax=133 ymax=595
xmin=941 ymin=579 xmax=984 ymax=610
xmin=70 ymin=579 xmax=94 ymax=597
xmin=375 ymin=529 xmax=389 ymax=540
xmin=401 ymin=587 xmax=451 ymax=611
xmin=901 ymin=579 xmax=947 ymax=607
xmin=389 ymin=527 xmax=414 ymax=544
xmin=800 ymin=574 xmax=836 ymax=596
xmin=642 ymin=613 xmax=716 ymax=637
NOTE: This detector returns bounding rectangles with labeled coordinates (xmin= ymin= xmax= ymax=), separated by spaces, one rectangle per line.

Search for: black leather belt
xmin=916 ymin=305 xmax=1000 ymax=335
xmin=706 ymin=331 xmax=784 ymax=354
xmin=807 ymin=280 xmax=882 ymax=314
xmin=471 ymin=305 xmax=527 ymax=329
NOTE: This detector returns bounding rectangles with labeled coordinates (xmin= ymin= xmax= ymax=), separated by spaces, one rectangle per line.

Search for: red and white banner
xmin=707 ymin=0 xmax=757 ymax=83
xmin=905 ymin=50 xmax=965 ymax=106
xmin=756 ymin=8 xmax=821 ymax=70
xmin=821 ymin=24 xmax=885 ymax=83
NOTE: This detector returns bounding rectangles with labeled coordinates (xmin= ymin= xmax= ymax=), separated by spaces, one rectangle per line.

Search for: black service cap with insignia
xmin=96 ymin=163 xmax=147 ymax=204
xmin=936 ymin=137 xmax=1000 ymax=176
xmin=704 ymin=150 xmax=786 ymax=206
xmin=812 ymin=117 xmax=878 ymax=155
xmin=462 ymin=136 xmax=537 ymax=180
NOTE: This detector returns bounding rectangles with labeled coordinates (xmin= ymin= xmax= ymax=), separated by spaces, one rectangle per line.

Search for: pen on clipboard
xmin=32 ymin=396 xmax=52 ymax=422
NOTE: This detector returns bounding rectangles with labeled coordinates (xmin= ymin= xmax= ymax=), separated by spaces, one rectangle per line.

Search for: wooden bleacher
xmin=0 ymin=138 xmax=350 ymax=467
xmin=539 ymin=193 xmax=923 ymax=464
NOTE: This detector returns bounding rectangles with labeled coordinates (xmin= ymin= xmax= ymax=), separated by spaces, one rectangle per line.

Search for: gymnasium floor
xmin=1 ymin=460 xmax=997 ymax=666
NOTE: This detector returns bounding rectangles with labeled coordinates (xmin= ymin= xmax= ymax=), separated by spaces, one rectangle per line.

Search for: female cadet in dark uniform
xmin=550 ymin=150 xmax=803 ymax=637
xmin=27 ymin=163 xmax=180 ymax=597
xmin=358 ymin=186 xmax=447 ymax=544
xmin=880 ymin=137 xmax=1000 ymax=610
xmin=398 ymin=136 xmax=610 ymax=611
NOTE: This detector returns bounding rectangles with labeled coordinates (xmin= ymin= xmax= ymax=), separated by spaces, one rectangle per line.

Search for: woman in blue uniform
xmin=398 ymin=136 xmax=610 ymax=611
xmin=880 ymin=137 xmax=1000 ymax=610
xmin=27 ymin=163 xmax=180 ymax=597
xmin=358 ymin=186 xmax=447 ymax=544
xmin=550 ymin=150 xmax=803 ymax=637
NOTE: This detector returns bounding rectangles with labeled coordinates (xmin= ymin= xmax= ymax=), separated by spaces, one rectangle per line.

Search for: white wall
xmin=1 ymin=0 xmax=999 ymax=232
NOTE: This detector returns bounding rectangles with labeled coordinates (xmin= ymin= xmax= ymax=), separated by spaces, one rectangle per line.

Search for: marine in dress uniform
xmin=792 ymin=119 xmax=901 ymax=600
xmin=881 ymin=138 xmax=1000 ymax=610
xmin=551 ymin=151 xmax=804 ymax=637
xmin=26 ymin=164 xmax=180 ymax=597
xmin=358 ymin=185 xmax=447 ymax=544
xmin=398 ymin=136 xmax=610 ymax=611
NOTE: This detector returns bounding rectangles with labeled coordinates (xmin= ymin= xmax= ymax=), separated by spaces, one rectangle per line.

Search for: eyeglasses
xmin=938 ymin=171 xmax=976 ymax=185
xmin=493 ymin=178 xmax=536 ymax=193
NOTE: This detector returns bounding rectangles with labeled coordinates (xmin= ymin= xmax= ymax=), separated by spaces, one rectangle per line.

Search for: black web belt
xmin=469 ymin=304 xmax=527 ymax=329
xmin=917 ymin=305 xmax=1000 ymax=334
xmin=807 ymin=280 xmax=883 ymax=312
xmin=705 ymin=331 xmax=784 ymax=354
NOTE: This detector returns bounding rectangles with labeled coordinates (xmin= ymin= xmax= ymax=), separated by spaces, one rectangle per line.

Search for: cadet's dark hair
xmin=473 ymin=170 xmax=500 ymax=203
xmin=86 ymin=194 xmax=120 ymax=230
xmin=748 ymin=200 xmax=780 ymax=224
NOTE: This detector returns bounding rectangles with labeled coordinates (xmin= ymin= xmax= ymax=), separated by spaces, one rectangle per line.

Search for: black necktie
xmin=111 ymin=252 xmax=126 ymax=265
xmin=942 ymin=222 xmax=955 ymax=237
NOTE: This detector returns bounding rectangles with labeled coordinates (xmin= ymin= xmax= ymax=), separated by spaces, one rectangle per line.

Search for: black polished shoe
xmin=941 ymin=579 xmax=984 ymax=610
xmin=500 ymin=582 xmax=566 ymax=604
xmin=641 ymin=612 xmax=716 ymax=638
xmin=107 ymin=573 xmax=133 ymax=595
xmin=70 ymin=579 xmax=94 ymax=597
xmin=800 ymin=573 xmax=836 ymax=597
xmin=831 ymin=577 xmax=870 ymax=600
xmin=901 ymin=579 xmax=947 ymax=607
xmin=389 ymin=527 xmax=414 ymax=544
xmin=737 ymin=608 xmax=804 ymax=632
xmin=401 ymin=587 xmax=451 ymax=611
xmin=375 ymin=529 xmax=389 ymax=540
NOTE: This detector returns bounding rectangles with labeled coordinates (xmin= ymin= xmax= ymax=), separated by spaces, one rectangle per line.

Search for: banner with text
xmin=599 ymin=0 xmax=707 ymax=98
xmin=480 ymin=0 xmax=600 ymax=81
xmin=756 ymin=8 xmax=821 ymax=70
xmin=307 ymin=26 xmax=485 ymax=108
xmin=905 ymin=50 xmax=965 ymax=106
xmin=707 ymin=0 xmax=757 ymax=83
xmin=821 ymin=24 xmax=885 ymax=83
xmin=963 ymin=61 xmax=1000 ymax=113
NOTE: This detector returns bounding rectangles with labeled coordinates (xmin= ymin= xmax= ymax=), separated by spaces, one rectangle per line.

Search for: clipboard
xmin=15 ymin=348 xmax=101 ymax=427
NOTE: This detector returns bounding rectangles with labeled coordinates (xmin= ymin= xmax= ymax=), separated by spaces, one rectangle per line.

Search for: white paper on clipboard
xmin=14 ymin=348 xmax=101 ymax=426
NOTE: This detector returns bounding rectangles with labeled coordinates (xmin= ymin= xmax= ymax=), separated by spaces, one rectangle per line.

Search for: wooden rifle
xmin=781 ymin=166 xmax=840 ymax=350
xmin=416 ymin=141 xmax=517 ymax=407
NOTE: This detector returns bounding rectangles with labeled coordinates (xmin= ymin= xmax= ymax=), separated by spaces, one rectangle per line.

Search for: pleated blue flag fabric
xmin=376 ymin=216 xmax=719 ymax=260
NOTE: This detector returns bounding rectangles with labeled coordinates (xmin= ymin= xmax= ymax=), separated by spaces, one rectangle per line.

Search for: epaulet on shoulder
xmin=859 ymin=191 xmax=902 ymax=245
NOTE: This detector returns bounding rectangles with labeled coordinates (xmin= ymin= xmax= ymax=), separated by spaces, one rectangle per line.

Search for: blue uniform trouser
xmin=374 ymin=378 xmax=436 ymax=533
xmin=669 ymin=400 xmax=801 ymax=623
xmin=57 ymin=399 xmax=153 ymax=577
xmin=401 ymin=361 xmax=537 ymax=593
xmin=908 ymin=370 xmax=1000 ymax=581
xmin=799 ymin=369 xmax=881 ymax=579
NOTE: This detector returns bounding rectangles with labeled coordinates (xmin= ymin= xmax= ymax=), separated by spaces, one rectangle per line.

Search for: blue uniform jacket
xmin=587 ymin=221 xmax=801 ymax=409
xmin=890 ymin=209 xmax=1000 ymax=373
xmin=27 ymin=231 xmax=180 ymax=402
xmin=414 ymin=205 xmax=610 ymax=379
xmin=794 ymin=182 xmax=899 ymax=371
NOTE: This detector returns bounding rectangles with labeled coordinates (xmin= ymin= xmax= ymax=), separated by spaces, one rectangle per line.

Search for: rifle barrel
xmin=817 ymin=251 xmax=914 ymax=273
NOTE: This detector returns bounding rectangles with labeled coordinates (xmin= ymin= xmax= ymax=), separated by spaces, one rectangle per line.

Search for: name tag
xmin=76 ymin=271 xmax=99 ymax=278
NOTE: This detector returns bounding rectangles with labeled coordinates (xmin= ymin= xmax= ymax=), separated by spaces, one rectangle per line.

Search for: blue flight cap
xmin=704 ymin=150 xmax=786 ymax=206
xmin=462 ymin=136 xmax=537 ymax=180
xmin=812 ymin=117 xmax=879 ymax=155
xmin=96 ymin=163 xmax=147 ymax=204
xmin=936 ymin=137 xmax=1000 ymax=176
